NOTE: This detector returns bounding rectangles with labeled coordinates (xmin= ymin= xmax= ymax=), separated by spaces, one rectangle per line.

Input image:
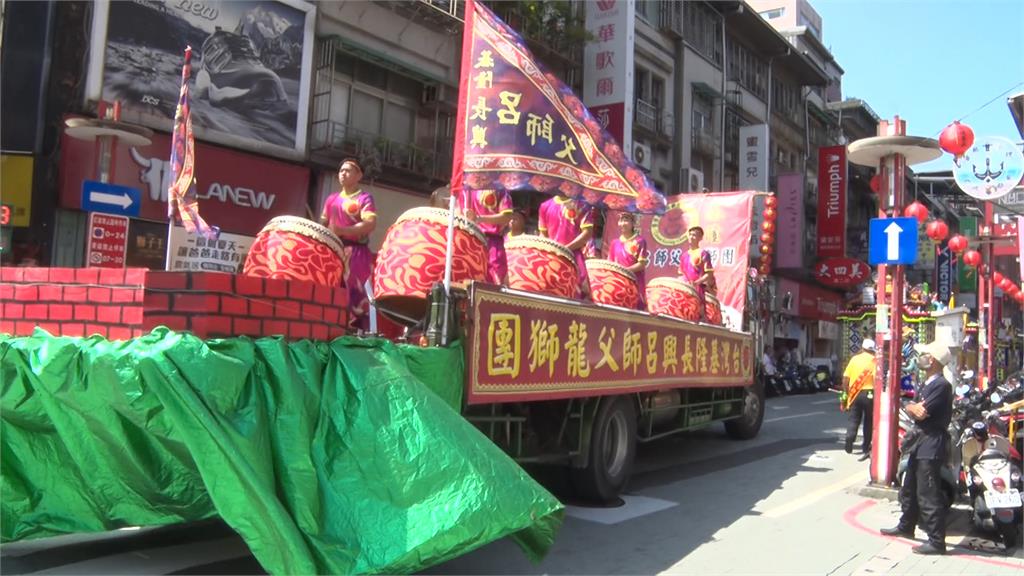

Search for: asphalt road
xmin=4 ymin=391 xmax=1022 ymax=574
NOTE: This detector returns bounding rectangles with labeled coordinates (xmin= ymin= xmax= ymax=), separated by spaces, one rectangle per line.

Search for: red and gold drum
xmin=704 ymin=292 xmax=723 ymax=325
xmin=505 ymin=235 xmax=578 ymax=298
xmin=373 ymin=207 xmax=487 ymax=322
xmin=243 ymin=216 xmax=346 ymax=286
xmin=586 ymin=259 xmax=639 ymax=308
xmin=645 ymin=277 xmax=701 ymax=322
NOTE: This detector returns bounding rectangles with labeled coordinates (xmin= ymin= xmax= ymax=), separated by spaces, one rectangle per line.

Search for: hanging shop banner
xmin=84 ymin=0 xmax=316 ymax=159
xmin=957 ymin=216 xmax=977 ymax=292
xmin=817 ymin=145 xmax=846 ymax=258
xmin=738 ymin=124 xmax=769 ymax=192
xmin=935 ymin=246 xmax=955 ymax=305
xmin=126 ymin=219 xmax=170 ymax=270
xmin=582 ymin=0 xmax=635 ymax=147
xmin=992 ymin=219 xmax=1020 ymax=257
xmin=952 ymin=136 xmax=1024 ymax=201
xmin=168 ymin=225 xmax=254 ymax=273
xmin=604 ymin=191 xmax=755 ymax=324
xmin=813 ymin=257 xmax=870 ymax=288
xmin=775 ymin=172 xmax=804 ymax=269
xmin=86 ymin=212 xmax=129 ymax=268
xmin=915 ymin=223 xmax=936 ymax=269
xmin=59 ymin=127 xmax=309 ymax=237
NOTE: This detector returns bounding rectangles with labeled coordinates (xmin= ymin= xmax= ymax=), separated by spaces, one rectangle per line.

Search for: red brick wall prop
xmin=1 ymin=268 xmax=348 ymax=341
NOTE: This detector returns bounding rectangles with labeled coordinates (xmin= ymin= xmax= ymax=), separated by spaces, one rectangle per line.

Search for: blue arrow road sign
xmin=868 ymin=217 xmax=918 ymax=265
xmin=81 ymin=180 xmax=141 ymax=217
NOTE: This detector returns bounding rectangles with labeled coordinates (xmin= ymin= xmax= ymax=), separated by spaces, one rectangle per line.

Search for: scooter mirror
xmin=961 ymin=370 xmax=975 ymax=379
xmin=955 ymin=384 xmax=970 ymax=397
xmin=990 ymin=392 xmax=1002 ymax=405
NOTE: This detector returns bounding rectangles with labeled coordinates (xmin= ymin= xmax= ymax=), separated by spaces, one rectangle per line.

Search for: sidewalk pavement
xmin=852 ymin=484 xmax=1023 ymax=575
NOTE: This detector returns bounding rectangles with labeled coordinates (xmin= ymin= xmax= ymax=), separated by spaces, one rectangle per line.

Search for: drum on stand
xmin=704 ymin=292 xmax=723 ymax=325
xmin=243 ymin=216 xmax=346 ymax=287
xmin=586 ymin=259 xmax=639 ymax=308
xmin=373 ymin=207 xmax=488 ymax=325
xmin=645 ymin=277 xmax=701 ymax=322
xmin=505 ymin=235 xmax=579 ymax=298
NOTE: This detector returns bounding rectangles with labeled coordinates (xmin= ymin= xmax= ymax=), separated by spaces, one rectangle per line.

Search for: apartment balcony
xmin=692 ymin=131 xmax=719 ymax=156
xmin=635 ymin=99 xmax=673 ymax=144
xmin=311 ymin=120 xmax=451 ymax=185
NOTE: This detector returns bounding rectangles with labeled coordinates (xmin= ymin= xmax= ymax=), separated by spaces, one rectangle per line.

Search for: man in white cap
xmin=880 ymin=339 xmax=953 ymax=555
xmin=842 ymin=338 xmax=877 ymax=456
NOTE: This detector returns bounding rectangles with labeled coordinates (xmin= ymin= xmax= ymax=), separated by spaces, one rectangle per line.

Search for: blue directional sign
xmin=868 ymin=217 xmax=918 ymax=265
xmin=81 ymin=180 xmax=141 ymax=217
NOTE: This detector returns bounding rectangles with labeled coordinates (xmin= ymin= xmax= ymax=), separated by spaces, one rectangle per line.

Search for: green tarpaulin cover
xmin=1 ymin=328 xmax=563 ymax=574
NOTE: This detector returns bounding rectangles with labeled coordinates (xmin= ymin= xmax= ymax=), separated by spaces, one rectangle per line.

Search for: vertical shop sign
xmin=817 ymin=145 xmax=846 ymax=258
xmin=738 ymin=124 xmax=769 ymax=192
xmin=86 ymin=213 xmax=128 ymax=268
xmin=957 ymin=216 xmax=977 ymax=292
xmin=582 ymin=0 xmax=635 ymax=147
xmin=935 ymin=246 xmax=954 ymax=305
xmin=775 ymin=172 xmax=804 ymax=269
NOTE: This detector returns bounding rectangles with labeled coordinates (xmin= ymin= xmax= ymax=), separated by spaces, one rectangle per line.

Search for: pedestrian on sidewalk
xmin=880 ymin=339 xmax=954 ymax=556
xmin=842 ymin=338 xmax=877 ymax=457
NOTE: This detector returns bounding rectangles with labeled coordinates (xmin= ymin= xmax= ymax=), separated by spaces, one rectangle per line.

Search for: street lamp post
xmin=848 ymin=117 xmax=941 ymax=486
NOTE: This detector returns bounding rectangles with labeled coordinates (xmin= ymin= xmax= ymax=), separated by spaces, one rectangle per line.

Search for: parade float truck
xmin=453 ymin=281 xmax=762 ymax=502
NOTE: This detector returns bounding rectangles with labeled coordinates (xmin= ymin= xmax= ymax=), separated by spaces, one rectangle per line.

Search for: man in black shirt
xmin=880 ymin=339 xmax=953 ymax=555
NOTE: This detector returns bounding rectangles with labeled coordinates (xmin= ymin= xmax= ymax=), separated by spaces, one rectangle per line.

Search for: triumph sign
xmin=817 ymin=146 xmax=847 ymax=258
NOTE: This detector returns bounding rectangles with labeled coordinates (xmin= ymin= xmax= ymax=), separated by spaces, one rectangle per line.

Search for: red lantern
xmin=762 ymin=221 xmax=775 ymax=233
xmin=903 ymin=201 xmax=929 ymax=223
xmin=760 ymin=232 xmax=773 ymax=244
xmin=1007 ymin=283 xmax=1021 ymax=295
xmin=962 ymin=249 xmax=982 ymax=267
xmin=999 ymin=277 xmax=1013 ymax=291
xmin=925 ymin=220 xmax=949 ymax=242
xmin=760 ymin=244 xmax=773 ymax=255
xmin=869 ymin=174 xmax=881 ymax=194
xmin=993 ymin=271 xmax=1005 ymax=285
xmin=1015 ymin=291 xmax=1024 ymax=303
xmin=759 ymin=264 xmax=770 ymax=275
xmin=764 ymin=207 xmax=777 ymax=221
xmin=938 ymin=121 xmax=974 ymax=157
xmin=947 ymin=234 xmax=969 ymax=253
xmin=765 ymin=196 xmax=778 ymax=209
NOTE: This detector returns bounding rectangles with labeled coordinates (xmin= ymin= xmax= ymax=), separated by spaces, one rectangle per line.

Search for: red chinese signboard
xmin=58 ymin=121 xmax=310 ymax=236
xmin=813 ymin=257 xmax=870 ymax=288
xmin=468 ymin=285 xmax=754 ymax=404
xmin=817 ymin=146 xmax=847 ymax=258
xmin=86 ymin=213 xmax=128 ymax=268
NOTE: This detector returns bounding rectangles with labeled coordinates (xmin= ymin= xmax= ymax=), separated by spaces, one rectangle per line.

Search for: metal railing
xmin=312 ymin=120 xmax=452 ymax=181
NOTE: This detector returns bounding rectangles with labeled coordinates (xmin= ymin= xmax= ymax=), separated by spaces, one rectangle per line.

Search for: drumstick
xmin=304 ymin=204 xmax=316 ymax=221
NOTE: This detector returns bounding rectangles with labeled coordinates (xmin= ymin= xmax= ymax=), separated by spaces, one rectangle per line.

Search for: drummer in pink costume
xmin=678 ymin=225 xmax=716 ymax=320
xmin=607 ymin=212 xmax=648 ymax=308
xmin=538 ymin=195 xmax=594 ymax=298
xmin=320 ymin=158 xmax=377 ymax=330
xmin=457 ymin=188 xmax=513 ymax=284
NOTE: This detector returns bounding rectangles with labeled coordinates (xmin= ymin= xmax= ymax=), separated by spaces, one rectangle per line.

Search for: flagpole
xmin=165 ymin=46 xmax=192 ymax=272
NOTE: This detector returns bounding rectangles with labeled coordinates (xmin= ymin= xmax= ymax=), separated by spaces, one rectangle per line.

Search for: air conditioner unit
xmin=680 ymin=168 xmax=704 ymax=192
xmin=421 ymin=84 xmax=448 ymax=105
xmin=633 ymin=142 xmax=652 ymax=171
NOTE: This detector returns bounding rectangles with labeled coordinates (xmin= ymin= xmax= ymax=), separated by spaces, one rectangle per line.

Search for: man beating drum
xmin=678 ymin=225 xmax=716 ymax=319
xmin=319 ymin=158 xmax=377 ymax=330
xmin=538 ymin=195 xmax=594 ymax=299
xmin=456 ymin=189 xmax=513 ymax=285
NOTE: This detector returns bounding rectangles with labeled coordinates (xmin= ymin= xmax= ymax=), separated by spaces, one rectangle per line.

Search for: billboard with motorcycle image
xmin=84 ymin=0 xmax=315 ymax=158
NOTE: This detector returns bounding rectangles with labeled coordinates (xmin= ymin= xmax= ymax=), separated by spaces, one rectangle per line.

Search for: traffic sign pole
xmin=848 ymin=117 xmax=942 ymax=487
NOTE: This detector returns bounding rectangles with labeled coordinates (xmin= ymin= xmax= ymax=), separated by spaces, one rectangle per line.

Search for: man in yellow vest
xmin=843 ymin=338 xmax=877 ymax=457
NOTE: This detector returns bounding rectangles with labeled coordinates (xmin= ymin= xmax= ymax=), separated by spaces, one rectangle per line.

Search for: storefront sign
xmin=583 ymin=0 xmax=635 ymax=146
xmin=957 ymin=216 xmax=977 ymax=292
xmin=59 ymin=128 xmax=310 ymax=236
xmin=126 ymin=219 xmax=169 ymax=270
xmin=953 ymin=136 xmax=1024 ymax=200
xmin=817 ymin=145 xmax=846 ymax=258
xmin=935 ymin=246 xmax=955 ymax=305
xmin=818 ymin=320 xmax=839 ymax=340
xmin=0 ymin=154 xmax=33 ymax=227
xmin=992 ymin=219 xmax=1019 ymax=257
xmin=468 ymin=285 xmax=754 ymax=404
xmin=739 ymin=124 xmax=769 ymax=191
xmin=168 ymin=226 xmax=254 ymax=273
xmin=85 ymin=0 xmax=316 ymax=158
xmin=813 ymin=257 xmax=870 ymax=288
xmin=775 ymin=172 xmax=804 ymax=269
xmin=86 ymin=213 xmax=129 ymax=268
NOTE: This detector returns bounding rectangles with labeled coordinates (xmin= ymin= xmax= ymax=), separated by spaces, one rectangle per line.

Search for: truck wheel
xmin=572 ymin=396 xmax=637 ymax=502
xmin=725 ymin=381 xmax=765 ymax=440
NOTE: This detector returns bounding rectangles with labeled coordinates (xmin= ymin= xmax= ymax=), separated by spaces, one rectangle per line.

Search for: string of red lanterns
xmin=758 ymin=195 xmax=777 ymax=276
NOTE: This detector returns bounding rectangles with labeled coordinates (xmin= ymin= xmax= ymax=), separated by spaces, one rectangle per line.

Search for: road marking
xmin=762 ymin=470 xmax=865 ymax=518
xmin=765 ymin=411 xmax=825 ymax=423
xmin=564 ymin=495 xmax=677 ymax=525
xmin=771 ymin=405 xmax=790 ymax=410
xmin=812 ymin=398 xmax=838 ymax=405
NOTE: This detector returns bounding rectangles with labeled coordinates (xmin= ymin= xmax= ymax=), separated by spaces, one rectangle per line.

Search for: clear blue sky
xmin=813 ymin=0 xmax=1024 ymax=173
